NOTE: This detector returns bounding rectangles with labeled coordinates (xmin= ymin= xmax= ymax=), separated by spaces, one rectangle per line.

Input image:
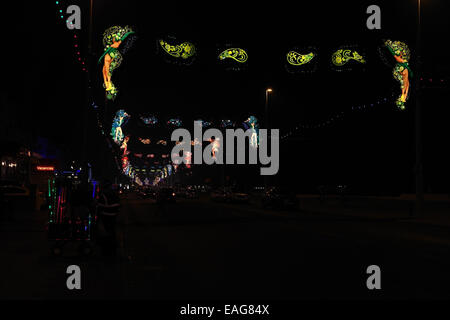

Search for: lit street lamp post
xmin=415 ymin=0 xmax=424 ymax=216
xmin=264 ymin=88 xmax=272 ymax=189
xmin=265 ymin=88 xmax=272 ymax=131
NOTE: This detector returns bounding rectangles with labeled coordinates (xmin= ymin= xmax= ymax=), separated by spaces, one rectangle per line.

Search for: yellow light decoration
xmin=286 ymin=51 xmax=315 ymax=66
xmin=98 ymin=26 xmax=135 ymax=100
xmin=218 ymin=48 xmax=248 ymax=63
xmin=385 ymin=40 xmax=412 ymax=110
xmin=159 ymin=39 xmax=196 ymax=59
xmin=332 ymin=49 xmax=366 ymax=66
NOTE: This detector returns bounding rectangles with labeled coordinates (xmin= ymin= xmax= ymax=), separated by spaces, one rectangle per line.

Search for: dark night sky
xmin=2 ymin=0 xmax=449 ymax=193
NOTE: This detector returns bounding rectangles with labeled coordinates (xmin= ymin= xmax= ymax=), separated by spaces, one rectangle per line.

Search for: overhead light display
xmin=139 ymin=138 xmax=151 ymax=145
xmin=286 ymin=51 xmax=315 ymax=66
xmin=120 ymin=136 xmax=130 ymax=156
xmin=331 ymin=47 xmax=366 ymax=72
xmin=207 ymin=137 xmax=221 ymax=160
xmin=167 ymin=118 xmax=183 ymax=127
xmin=159 ymin=39 xmax=196 ymax=59
xmin=111 ymin=109 xmax=130 ymax=145
xmin=220 ymin=119 xmax=234 ymax=128
xmin=195 ymin=119 xmax=212 ymax=128
xmin=98 ymin=25 xmax=135 ymax=100
xmin=219 ymin=48 xmax=248 ymax=63
xmin=285 ymin=46 xmax=318 ymax=74
xmin=156 ymin=140 xmax=168 ymax=146
xmin=158 ymin=37 xmax=196 ymax=65
xmin=243 ymin=115 xmax=259 ymax=149
xmin=217 ymin=44 xmax=248 ymax=72
xmin=140 ymin=115 xmax=158 ymax=126
xmin=384 ymin=40 xmax=412 ymax=110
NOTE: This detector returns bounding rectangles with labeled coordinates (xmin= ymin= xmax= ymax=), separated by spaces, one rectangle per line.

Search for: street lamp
xmin=265 ymin=88 xmax=273 ymax=130
xmin=264 ymin=88 xmax=272 ymax=190
xmin=415 ymin=0 xmax=424 ymax=216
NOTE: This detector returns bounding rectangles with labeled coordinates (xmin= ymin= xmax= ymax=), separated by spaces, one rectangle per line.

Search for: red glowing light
xmin=37 ymin=166 xmax=55 ymax=171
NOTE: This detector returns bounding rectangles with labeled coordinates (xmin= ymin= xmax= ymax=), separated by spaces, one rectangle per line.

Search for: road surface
xmin=1 ymin=193 xmax=450 ymax=299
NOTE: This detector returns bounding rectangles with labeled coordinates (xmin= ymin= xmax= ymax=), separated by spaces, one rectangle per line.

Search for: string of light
xmin=55 ymin=1 xmax=88 ymax=73
xmin=280 ymin=93 xmax=396 ymax=141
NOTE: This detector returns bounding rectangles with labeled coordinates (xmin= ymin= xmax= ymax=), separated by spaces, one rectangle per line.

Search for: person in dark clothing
xmin=97 ymin=181 xmax=121 ymax=256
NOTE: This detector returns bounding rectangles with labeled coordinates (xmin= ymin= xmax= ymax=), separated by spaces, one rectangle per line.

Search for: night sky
xmin=3 ymin=0 xmax=449 ymax=193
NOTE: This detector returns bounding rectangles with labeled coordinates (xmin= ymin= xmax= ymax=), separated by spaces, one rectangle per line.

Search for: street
xmin=1 ymin=193 xmax=450 ymax=300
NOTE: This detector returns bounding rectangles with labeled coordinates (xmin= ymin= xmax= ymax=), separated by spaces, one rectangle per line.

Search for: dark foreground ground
xmin=1 ymin=192 xmax=450 ymax=300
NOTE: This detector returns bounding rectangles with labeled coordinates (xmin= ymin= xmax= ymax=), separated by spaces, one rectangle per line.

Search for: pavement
xmin=1 ymin=192 xmax=450 ymax=300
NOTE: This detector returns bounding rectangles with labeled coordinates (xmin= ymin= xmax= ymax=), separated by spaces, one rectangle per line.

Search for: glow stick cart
xmin=47 ymin=170 xmax=99 ymax=256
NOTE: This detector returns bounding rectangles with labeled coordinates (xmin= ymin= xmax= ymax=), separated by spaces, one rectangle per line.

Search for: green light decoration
xmin=286 ymin=51 xmax=315 ymax=66
xmin=159 ymin=39 xmax=196 ymax=59
xmin=285 ymin=46 xmax=318 ymax=74
xmin=98 ymin=26 xmax=135 ymax=100
xmin=332 ymin=49 xmax=366 ymax=66
xmin=218 ymin=48 xmax=248 ymax=63
xmin=385 ymin=40 xmax=412 ymax=110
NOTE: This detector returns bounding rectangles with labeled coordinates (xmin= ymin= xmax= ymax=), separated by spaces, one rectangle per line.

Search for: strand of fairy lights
xmin=280 ymin=93 xmax=396 ymax=140
xmin=55 ymin=1 xmax=88 ymax=73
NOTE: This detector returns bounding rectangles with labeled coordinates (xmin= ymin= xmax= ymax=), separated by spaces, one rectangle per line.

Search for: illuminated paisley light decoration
xmin=217 ymin=44 xmax=249 ymax=72
xmin=167 ymin=118 xmax=183 ymax=127
xmin=195 ymin=119 xmax=212 ymax=128
xmin=140 ymin=115 xmax=158 ymax=126
xmin=287 ymin=51 xmax=315 ymax=66
xmin=285 ymin=46 xmax=318 ymax=74
xmin=385 ymin=40 xmax=412 ymax=110
xmin=139 ymin=138 xmax=151 ymax=145
xmin=220 ymin=119 xmax=234 ymax=128
xmin=111 ymin=109 xmax=130 ymax=145
xmin=219 ymin=48 xmax=248 ymax=63
xmin=159 ymin=39 xmax=196 ymax=59
xmin=156 ymin=140 xmax=167 ymax=146
xmin=98 ymin=26 xmax=135 ymax=100
xmin=332 ymin=49 xmax=366 ymax=66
